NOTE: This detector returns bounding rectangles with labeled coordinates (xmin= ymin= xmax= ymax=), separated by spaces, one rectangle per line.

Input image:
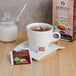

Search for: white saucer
xmin=14 ymin=41 xmax=65 ymax=60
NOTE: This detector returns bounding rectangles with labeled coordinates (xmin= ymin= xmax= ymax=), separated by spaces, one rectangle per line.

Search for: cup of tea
xmin=27 ymin=23 xmax=61 ymax=53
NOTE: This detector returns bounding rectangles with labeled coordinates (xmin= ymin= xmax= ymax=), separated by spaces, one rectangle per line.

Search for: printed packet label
xmin=10 ymin=48 xmax=32 ymax=65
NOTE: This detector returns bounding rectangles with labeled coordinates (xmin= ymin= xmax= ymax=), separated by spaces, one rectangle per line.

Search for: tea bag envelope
xmin=10 ymin=48 xmax=32 ymax=65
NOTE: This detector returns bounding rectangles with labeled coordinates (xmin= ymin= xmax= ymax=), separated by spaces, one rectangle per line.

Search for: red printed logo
xmin=39 ymin=47 xmax=45 ymax=52
xmin=61 ymin=1 xmax=65 ymax=5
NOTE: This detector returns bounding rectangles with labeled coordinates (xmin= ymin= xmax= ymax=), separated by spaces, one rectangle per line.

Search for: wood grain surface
xmin=0 ymin=31 xmax=76 ymax=76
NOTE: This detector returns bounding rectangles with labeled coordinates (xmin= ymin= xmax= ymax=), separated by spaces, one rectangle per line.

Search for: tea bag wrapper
xmin=10 ymin=48 xmax=32 ymax=65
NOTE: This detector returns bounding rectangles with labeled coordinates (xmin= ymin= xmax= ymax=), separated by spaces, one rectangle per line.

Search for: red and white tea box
xmin=52 ymin=0 xmax=76 ymax=41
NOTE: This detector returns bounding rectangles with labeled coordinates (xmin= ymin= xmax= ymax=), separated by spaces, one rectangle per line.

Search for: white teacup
xmin=27 ymin=23 xmax=61 ymax=53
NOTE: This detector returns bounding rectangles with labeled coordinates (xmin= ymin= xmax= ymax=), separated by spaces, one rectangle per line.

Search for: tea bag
xmin=33 ymin=26 xmax=50 ymax=31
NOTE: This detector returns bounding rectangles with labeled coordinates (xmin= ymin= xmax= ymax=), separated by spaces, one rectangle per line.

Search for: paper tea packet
xmin=10 ymin=48 xmax=32 ymax=65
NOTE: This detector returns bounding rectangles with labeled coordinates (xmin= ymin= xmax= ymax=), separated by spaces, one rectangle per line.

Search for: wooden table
xmin=0 ymin=31 xmax=76 ymax=76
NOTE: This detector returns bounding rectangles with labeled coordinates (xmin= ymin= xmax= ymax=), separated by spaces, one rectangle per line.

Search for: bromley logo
xmin=56 ymin=1 xmax=68 ymax=11
xmin=61 ymin=1 xmax=65 ymax=5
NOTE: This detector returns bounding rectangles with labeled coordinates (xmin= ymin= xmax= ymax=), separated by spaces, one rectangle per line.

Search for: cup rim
xmin=27 ymin=22 xmax=53 ymax=33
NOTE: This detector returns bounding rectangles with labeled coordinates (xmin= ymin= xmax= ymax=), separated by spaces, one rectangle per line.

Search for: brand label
xmin=56 ymin=0 xmax=69 ymax=25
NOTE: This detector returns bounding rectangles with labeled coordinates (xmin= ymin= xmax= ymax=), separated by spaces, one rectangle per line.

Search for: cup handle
xmin=51 ymin=32 xmax=61 ymax=42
